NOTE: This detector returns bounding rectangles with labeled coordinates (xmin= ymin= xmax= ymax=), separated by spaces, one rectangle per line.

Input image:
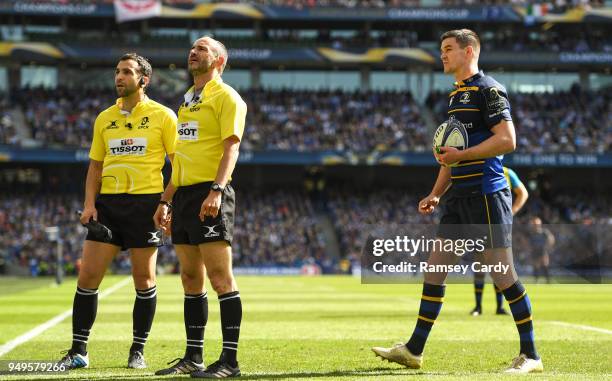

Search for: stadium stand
xmin=1 ymin=186 xmax=609 ymax=275
xmin=4 ymin=87 xmax=609 ymax=153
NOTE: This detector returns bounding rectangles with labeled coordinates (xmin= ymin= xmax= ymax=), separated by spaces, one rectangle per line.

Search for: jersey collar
xmin=116 ymin=95 xmax=150 ymax=116
xmin=183 ymin=76 xmax=223 ymax=106
xmin=454 ymin=70 xmax=484 ymax=88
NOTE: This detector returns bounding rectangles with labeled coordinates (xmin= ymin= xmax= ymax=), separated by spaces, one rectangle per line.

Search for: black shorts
xmin=438 ymin=187 xmax=513 ymax=249
xmin=171 ymin=182 xmax=235 ymax=246
xmin=87 ymin=193 xmax=162 ymax=250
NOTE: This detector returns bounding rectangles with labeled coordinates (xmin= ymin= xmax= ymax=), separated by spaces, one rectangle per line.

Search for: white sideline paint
xmin=550 ymin=321 xmax=612 ymax=335
xmin=0 ymin=276 xmax=132 ymax=357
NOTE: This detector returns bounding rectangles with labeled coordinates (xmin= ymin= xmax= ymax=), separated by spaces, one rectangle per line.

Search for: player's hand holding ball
xmin=432 ymin=119 xmax=468 ymax=167
xmin=435 ymin=146 xmax=462 ymax=167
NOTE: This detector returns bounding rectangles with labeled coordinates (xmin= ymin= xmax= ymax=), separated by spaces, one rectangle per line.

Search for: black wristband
xmin=159 ymin=200 xmax=172 ymax=209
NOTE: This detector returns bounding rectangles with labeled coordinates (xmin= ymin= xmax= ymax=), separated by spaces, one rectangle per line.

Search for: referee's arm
xmin=81 ymin=159 xmax=103 ymax=224
xmin=214 ymin=136 xmax=240 ymax=189
xmin=199 ymin=135 xmax=240 ymax=220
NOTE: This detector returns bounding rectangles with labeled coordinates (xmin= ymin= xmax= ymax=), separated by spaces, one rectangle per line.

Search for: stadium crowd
xmin=0 ymin=189 xmax=327 ymax=276
xmin=4 ymin=86 xmax=609 ymax=154
xmin=0 ymin=98 xmax=18 ymax=145
xmin=1 ymin=185 xmax=609 ymax=276
xmin=242 ymin=89 xmax=428 ymax=152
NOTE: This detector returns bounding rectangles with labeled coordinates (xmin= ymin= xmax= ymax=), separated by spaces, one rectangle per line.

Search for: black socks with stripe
xmin=184 ymin=292 xmax=208 ymax=364
xmin=219 ymin=291 xmax=242 ymax=367
xmin=406 ymin=283 xmax=445 ymax=356
xmin=494 ymin=284 xmax=504 ymax=310
xmin=130 ymin=285 xmax=157 ymax=354
xmin=502 ymin=281 xmax=539 ymax=360
xmin=474 ymin=280 xmax=484 ymax=309
xmin=71 ymin=286 xmax=98 ymax=355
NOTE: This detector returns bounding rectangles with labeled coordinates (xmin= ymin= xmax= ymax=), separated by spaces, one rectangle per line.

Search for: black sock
xmin=494 ymin=284 xmax=504 ymax=310
xmin=219 ymin=291 xmax=242 ymax=367
xmin=130 ymin=285 xmax=157 ymax=354
xmin=406 ymin=283 xmax=445 ymax=356
xmin=184 ymin=292 xmax=208 ymax=364
xmin=502 ymin=281 xmax=539 ymax=360
xmin=71 ymin=286 xmax=98 ymax=355
xmin=474 ymin=280 xmax=484 ymax=309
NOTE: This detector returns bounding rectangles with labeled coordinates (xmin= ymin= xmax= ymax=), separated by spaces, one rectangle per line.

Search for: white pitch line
xmin=0 ymin=276 xmax=132 ymax=357
xmin=549 ymin=321 xmax=612 ymax=335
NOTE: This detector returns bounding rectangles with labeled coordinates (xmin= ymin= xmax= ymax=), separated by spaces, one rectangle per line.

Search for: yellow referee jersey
xmin=172 ymin=76 xmax=247 ymax=187
xmin=89 ymin=97 xmax=177 ymax=194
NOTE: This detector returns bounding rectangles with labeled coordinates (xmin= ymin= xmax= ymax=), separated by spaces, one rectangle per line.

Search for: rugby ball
xmin=432 ymin=119 xmax=469 ymax=167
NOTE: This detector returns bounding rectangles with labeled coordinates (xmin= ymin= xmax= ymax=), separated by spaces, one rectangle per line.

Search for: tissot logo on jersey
xmin=108 ymin=137 xmax=148 ymax=155
xmin=178 ymin=121 xmax=199 ymax=141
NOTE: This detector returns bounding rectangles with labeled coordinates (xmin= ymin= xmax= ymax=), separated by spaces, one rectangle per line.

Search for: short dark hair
xmin=119 ymin=53 xmax=153 ymax=79
xmin=440 ymin=29 xmax=480 ymax=53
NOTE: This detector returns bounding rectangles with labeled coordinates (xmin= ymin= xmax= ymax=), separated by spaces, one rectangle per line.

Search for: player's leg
xmin=59 ymin=240 xmax=119 ymax=369
xmin=127 ymin=247 xmax=158 ymax=368
xmin=483 ymin=189 xmax=542 ymax=373
xmin=484 ymin=247 xmax=542 ymax=372
xmin=406 ymin=247 xmax=458 ymax=355
xmin=493 ymin=277 xmax=508 ymax=315
xmin=472 ymin=252 xmax=485 ymax=315
xmin=372 ymin=244 xmax=458 ymax=369
xmin=541 ymin=254 xmax=550 ymax=283
xmin=191 ymin=241 xmax=241 ymax=378
xmin=533 ymin=252 xmax=543 ymax=283
xmin=155 ymin=244 xmax=207 ymax=375
xmin=156 ymin=186 xmax=211 ymax=376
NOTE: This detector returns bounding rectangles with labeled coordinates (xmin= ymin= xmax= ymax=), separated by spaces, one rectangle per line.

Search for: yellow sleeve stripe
xmin=451 ymin=172 xmax=483 ymax=179
xmin=515 ymin=316 xmax=533 ymax=325
xmin=449 ymin=86 xmax=480 ymax=97
xmin=508 ymin=290 xmax=527 ymax=304
xmin=449 ymin=108 xmax=480 ymax=113
xmin=418 ymin=315 xmax=436 ymax=323
xmin=421 ymin=295 xmax=444 ymax=302
xmin=455 ymin=160 xmax=485 ymax=167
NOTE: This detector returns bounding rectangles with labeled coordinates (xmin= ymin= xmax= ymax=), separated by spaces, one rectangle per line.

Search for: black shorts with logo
xmin=438 ymin=187 xmax=513 ymax=249
xmin=171 ymin=182 xmax=235 ymax=246
xmin=87 ymin=193 xmax=162 ymax=250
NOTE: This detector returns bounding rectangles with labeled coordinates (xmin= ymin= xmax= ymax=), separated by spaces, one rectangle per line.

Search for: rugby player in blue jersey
xmin=372 ymin=29 xmax=542 ymax=374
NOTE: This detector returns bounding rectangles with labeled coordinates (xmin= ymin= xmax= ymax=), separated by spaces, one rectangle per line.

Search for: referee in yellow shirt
xmin=57 ymin=53 xmax=177 ymax=370
xmin=154 ymin=37 xmax=246 ymax=378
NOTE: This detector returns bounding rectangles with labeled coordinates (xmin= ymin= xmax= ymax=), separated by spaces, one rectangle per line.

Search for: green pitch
xmin=0 ymin=275 xmax=611 ymax=380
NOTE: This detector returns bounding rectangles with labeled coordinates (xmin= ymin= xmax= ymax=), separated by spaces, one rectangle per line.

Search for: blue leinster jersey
xmin=447 ymin=71 xmax=513 ymax=195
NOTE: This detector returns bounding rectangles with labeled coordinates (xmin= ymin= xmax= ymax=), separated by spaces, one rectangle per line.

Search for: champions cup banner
xmin=0 ymin=1 xmax=610 ymax=23
xmin=360 ymin=224 xmax=611 ymax=284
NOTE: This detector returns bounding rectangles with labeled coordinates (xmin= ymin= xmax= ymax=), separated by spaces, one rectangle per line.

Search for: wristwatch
xmin=210 ymin=183 xmax=224 ymax=193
